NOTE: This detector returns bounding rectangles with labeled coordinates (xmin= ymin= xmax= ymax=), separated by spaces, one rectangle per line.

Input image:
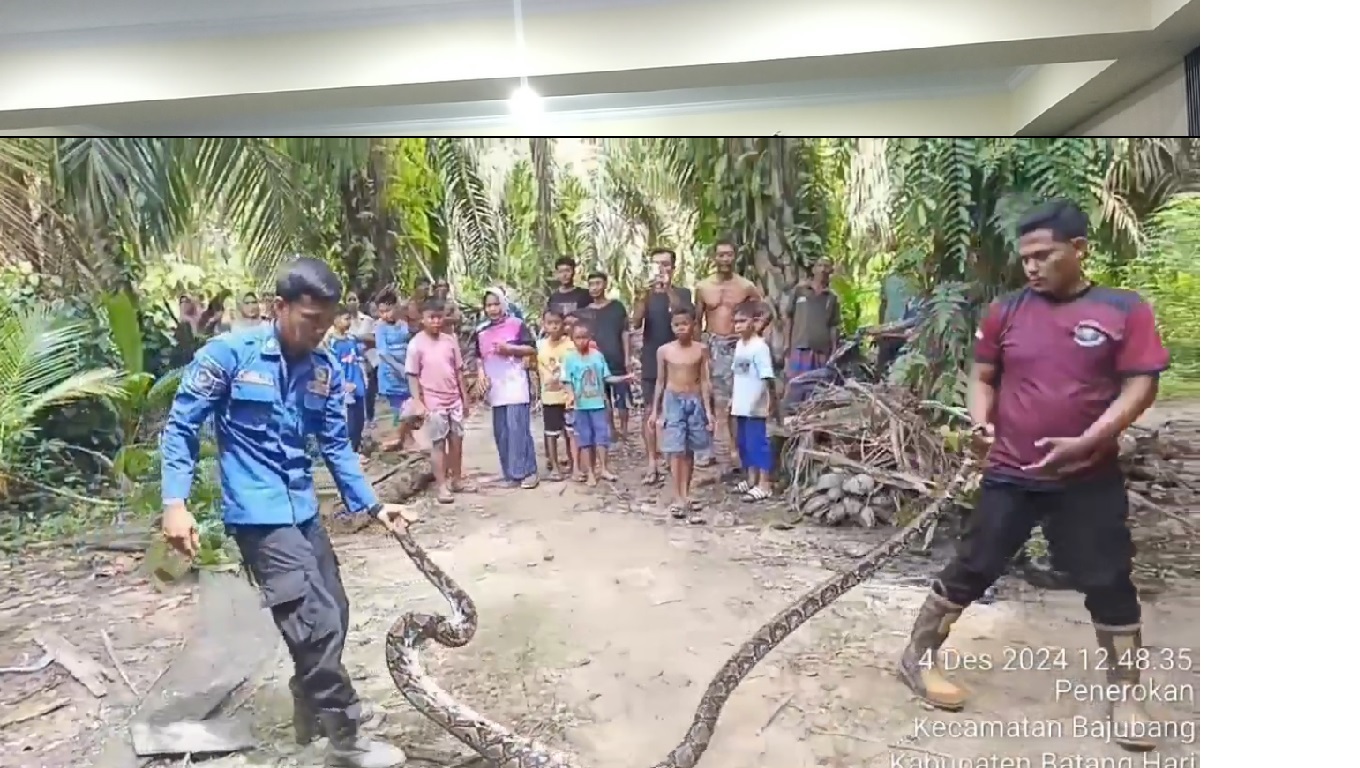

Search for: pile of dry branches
xmin=778 ymin=382 xmax=1201 ymax=534
xmin=777 ymin=381 xmax=972 ymax=529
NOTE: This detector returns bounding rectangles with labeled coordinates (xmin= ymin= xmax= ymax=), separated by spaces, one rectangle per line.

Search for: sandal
xmin=668 ymin=503 xmax=687 ymax=519
xmin=642 ymin=468 xmax=661 ymax=485
xmin=733 ymin=480 xmax=752 ymax=494
xmin=688 ymin=498 xmax=704 ymax=511
xmin=519 ymin=475 xmax=540 ymax=490
xmin=743 ymin=487 xmax=773 ymax=502
xmin=574 ymin=472 xmax=588 ymax=483
xmin=547 ymin=471 xmax=565 ymax=482
xmin=599 ymin=471 xmax=619 ymax=482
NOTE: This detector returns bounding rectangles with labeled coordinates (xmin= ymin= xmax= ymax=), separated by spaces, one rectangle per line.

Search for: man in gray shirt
xmin=781 ymin=257 xmax=841 ymax=377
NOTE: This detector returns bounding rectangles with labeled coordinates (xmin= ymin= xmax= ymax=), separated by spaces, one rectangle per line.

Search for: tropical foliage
xmin=0 ymin=136 xmax=1200 ymax=550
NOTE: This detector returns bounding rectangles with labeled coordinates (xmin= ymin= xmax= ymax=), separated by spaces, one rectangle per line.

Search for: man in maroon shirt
xmin=897 ymin=200 xmax=1169 ymax=752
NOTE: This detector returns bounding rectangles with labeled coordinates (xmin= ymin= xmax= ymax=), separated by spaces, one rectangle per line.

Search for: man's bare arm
xmin=699 ymin=344 xmax=714 ymax=412
xmin=968 ymin=362 xmax=998 ymax=426
xmin=1081 ymin=375 xmax=1159 ymax=444
xmin=652 ymin=346 xmax=668 ymax=414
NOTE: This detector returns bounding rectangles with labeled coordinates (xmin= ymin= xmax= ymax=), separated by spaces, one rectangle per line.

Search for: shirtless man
xmin=695 ymin=238 xmax=763 ymax=469
xmin=650 ymin=307 xmax=714 ymax=518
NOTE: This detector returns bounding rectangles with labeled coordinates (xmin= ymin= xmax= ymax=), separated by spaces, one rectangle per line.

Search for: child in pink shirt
xmin=405 ymin=300 xmax=470 ymax=503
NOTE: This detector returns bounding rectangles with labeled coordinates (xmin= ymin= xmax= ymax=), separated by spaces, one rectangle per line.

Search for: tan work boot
xmin=321 ymin=712 xmax=406 ymax=768
xmin=291 ymin=678 xmax=384 ymax=745
xmin=897 ymin=590 xmax=969 ymax=711
xmin=1094 ymin=624 xmax=1158 ymax=752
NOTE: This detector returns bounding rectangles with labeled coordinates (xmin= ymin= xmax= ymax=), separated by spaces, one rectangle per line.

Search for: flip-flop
xmin=743 ymin=487 xmax=773 ymax=502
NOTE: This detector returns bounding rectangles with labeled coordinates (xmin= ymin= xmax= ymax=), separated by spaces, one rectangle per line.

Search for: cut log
xmin=91 ymin=570 xmax=278 ymax=768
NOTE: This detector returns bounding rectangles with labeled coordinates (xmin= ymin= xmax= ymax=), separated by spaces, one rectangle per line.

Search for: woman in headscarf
xmin=472 ymin=288 xmax=539 ymax=488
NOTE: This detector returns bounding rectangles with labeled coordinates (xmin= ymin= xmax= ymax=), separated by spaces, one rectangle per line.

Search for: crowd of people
xmin=178 ymin=244 xmax=849 ymax=514
xmin=158 ymin=199 xmax=1176 ymax=766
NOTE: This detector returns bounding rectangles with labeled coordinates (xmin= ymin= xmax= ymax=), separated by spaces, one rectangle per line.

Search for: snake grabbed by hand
xmin=385 ymin=460 xmax=973 ymax=768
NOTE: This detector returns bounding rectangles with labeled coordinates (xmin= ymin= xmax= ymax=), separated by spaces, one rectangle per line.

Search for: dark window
xmin=1184 ymin=48 xmax=1199 ymax=137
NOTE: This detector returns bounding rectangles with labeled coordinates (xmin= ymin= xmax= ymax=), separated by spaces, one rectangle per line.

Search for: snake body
xmin=385 ymin=462 xmax=970 ymax=768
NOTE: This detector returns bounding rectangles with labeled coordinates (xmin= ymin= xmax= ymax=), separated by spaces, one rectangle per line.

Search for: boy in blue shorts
xmin=561 ymin=323 xmax=616 ymax=486
xmin=650 ymin=307 xmax=714 ymax=518
xmin=729 ymin=302 xmax=777 ymax=501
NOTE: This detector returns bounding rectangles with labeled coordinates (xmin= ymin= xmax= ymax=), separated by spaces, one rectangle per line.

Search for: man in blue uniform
xmin=161 ymin=257 xmax=410 ymax=768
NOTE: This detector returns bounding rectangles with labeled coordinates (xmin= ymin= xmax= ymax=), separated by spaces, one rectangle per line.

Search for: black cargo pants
xmin=934 ymin=471 xmax=1142 ymax=627
xmin=233 ymin=518 xmax=364 ymax=723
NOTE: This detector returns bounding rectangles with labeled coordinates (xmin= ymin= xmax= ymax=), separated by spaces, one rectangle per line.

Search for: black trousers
xmin=935 ymin=472 xmax=1141 ymax=627
xmin=364 ymin=368 xmax=378 ymax=422
xmin=345 ymin=399 xmax=366 ymax=453
xmin=234 ymin=519 xmax=363 ymax=722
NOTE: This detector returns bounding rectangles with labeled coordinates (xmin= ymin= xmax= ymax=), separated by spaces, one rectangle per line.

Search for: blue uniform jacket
xmin=374 ymin=320 xmax=411 ymax=396
xmin=160 ymin=324 xmax=379 ymax=526
xmin=328 ymin=333 xmax=367 ymax=401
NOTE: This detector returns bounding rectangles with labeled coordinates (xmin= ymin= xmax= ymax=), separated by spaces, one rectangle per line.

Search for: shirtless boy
xmin=651 ymin=307 xmax=715 ymax=518
xmin=695 ymin=237 xmax=763 ymax=469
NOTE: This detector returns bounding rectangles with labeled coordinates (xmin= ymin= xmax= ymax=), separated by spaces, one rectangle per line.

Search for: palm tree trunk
xmin=530 ymin=138 xmax=556 ymax=260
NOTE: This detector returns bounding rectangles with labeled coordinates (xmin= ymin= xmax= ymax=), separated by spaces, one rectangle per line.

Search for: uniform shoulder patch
xmin=185 ymin=356 xmax=230 ymax=399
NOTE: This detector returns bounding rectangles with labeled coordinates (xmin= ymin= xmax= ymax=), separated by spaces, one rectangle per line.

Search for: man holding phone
xmin=632 ymin=247 xmax=694 ymax=485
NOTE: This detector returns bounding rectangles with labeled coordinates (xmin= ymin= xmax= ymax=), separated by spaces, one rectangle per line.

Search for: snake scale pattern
xmin=385 ymin=461 xmax=972 ymax=768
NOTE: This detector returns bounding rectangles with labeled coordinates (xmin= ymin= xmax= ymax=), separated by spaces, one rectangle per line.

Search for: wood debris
xmin=776 ymin=382 xmax=1200 ymax=536
xmin=775 ymin=381 xmax=972 ymax=529
xmin=0 ymin=695 xmax=70 ymax=730
xmin=34 ymin=632 xmax=116 ymax=698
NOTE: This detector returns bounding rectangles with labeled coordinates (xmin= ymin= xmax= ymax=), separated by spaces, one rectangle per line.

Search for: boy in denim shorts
xmin=649 ymin=307 xmax=714 ymax=518
xmin=561 ymin=323 xmax=616 ymax=485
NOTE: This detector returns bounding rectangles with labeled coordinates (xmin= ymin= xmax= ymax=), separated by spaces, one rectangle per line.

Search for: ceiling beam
xmin=1 ymin=0 xmax=1166 ymax=131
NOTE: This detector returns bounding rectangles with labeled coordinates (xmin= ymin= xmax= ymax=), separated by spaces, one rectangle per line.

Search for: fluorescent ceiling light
xmin=508 ymin=83 xmax=544 ymax=116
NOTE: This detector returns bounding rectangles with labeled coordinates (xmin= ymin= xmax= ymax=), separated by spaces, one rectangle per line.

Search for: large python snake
xmin=384 ymin=460 xmax=972 ymax=768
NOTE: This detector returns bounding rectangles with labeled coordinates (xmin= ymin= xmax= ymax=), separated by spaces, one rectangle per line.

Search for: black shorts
xmin=542 ymin=404 xmax=567 ymax=435
xmin=606 ymin=381 xmax=632 ymax=411
xmin=641 ymin=378 xmax=657 ymax=411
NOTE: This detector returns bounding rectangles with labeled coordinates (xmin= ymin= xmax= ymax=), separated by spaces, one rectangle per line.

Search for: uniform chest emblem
xmin=1072 ymin=321 xmax=1110 ymax=348
xmin=308 ymin=367 xmax=331 ymax=395
xmin=235 ymin=370 xmax=274 ymax=386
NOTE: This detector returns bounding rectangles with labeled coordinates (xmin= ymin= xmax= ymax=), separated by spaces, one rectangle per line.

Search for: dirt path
xmin=2 ymin=400 xmax=1199 ymax=767
xmin=236 ymin=408 xmax=1201 ymax=767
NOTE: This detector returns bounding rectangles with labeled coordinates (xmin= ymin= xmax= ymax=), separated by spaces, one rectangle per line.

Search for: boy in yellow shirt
xmin=536 ymin=309 xmax=576 ymax=481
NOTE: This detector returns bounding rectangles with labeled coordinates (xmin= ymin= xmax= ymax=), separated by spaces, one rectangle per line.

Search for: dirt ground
xmin=0 ymin=403 xmax=1200 ymax=768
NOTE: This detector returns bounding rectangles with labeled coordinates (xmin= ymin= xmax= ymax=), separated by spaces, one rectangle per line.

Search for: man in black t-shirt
xmin=546 ymin=256 xmax=592 ymax=320
xmin=632 ymin=247 xmax=694 ymax=484
xmin=583 ymin=271 xmax=633 ymax=435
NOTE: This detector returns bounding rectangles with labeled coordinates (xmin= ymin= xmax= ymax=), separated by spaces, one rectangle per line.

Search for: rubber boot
xmin=321 ymin=712 xmax=406 ymax=768
xmin=897 ymin=589 xmax=969 ymax=711
xmin=291 ymin=678 xmax=384 ymax=745
xmin=1094 ymin=624 xmax=1158 ymax=752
